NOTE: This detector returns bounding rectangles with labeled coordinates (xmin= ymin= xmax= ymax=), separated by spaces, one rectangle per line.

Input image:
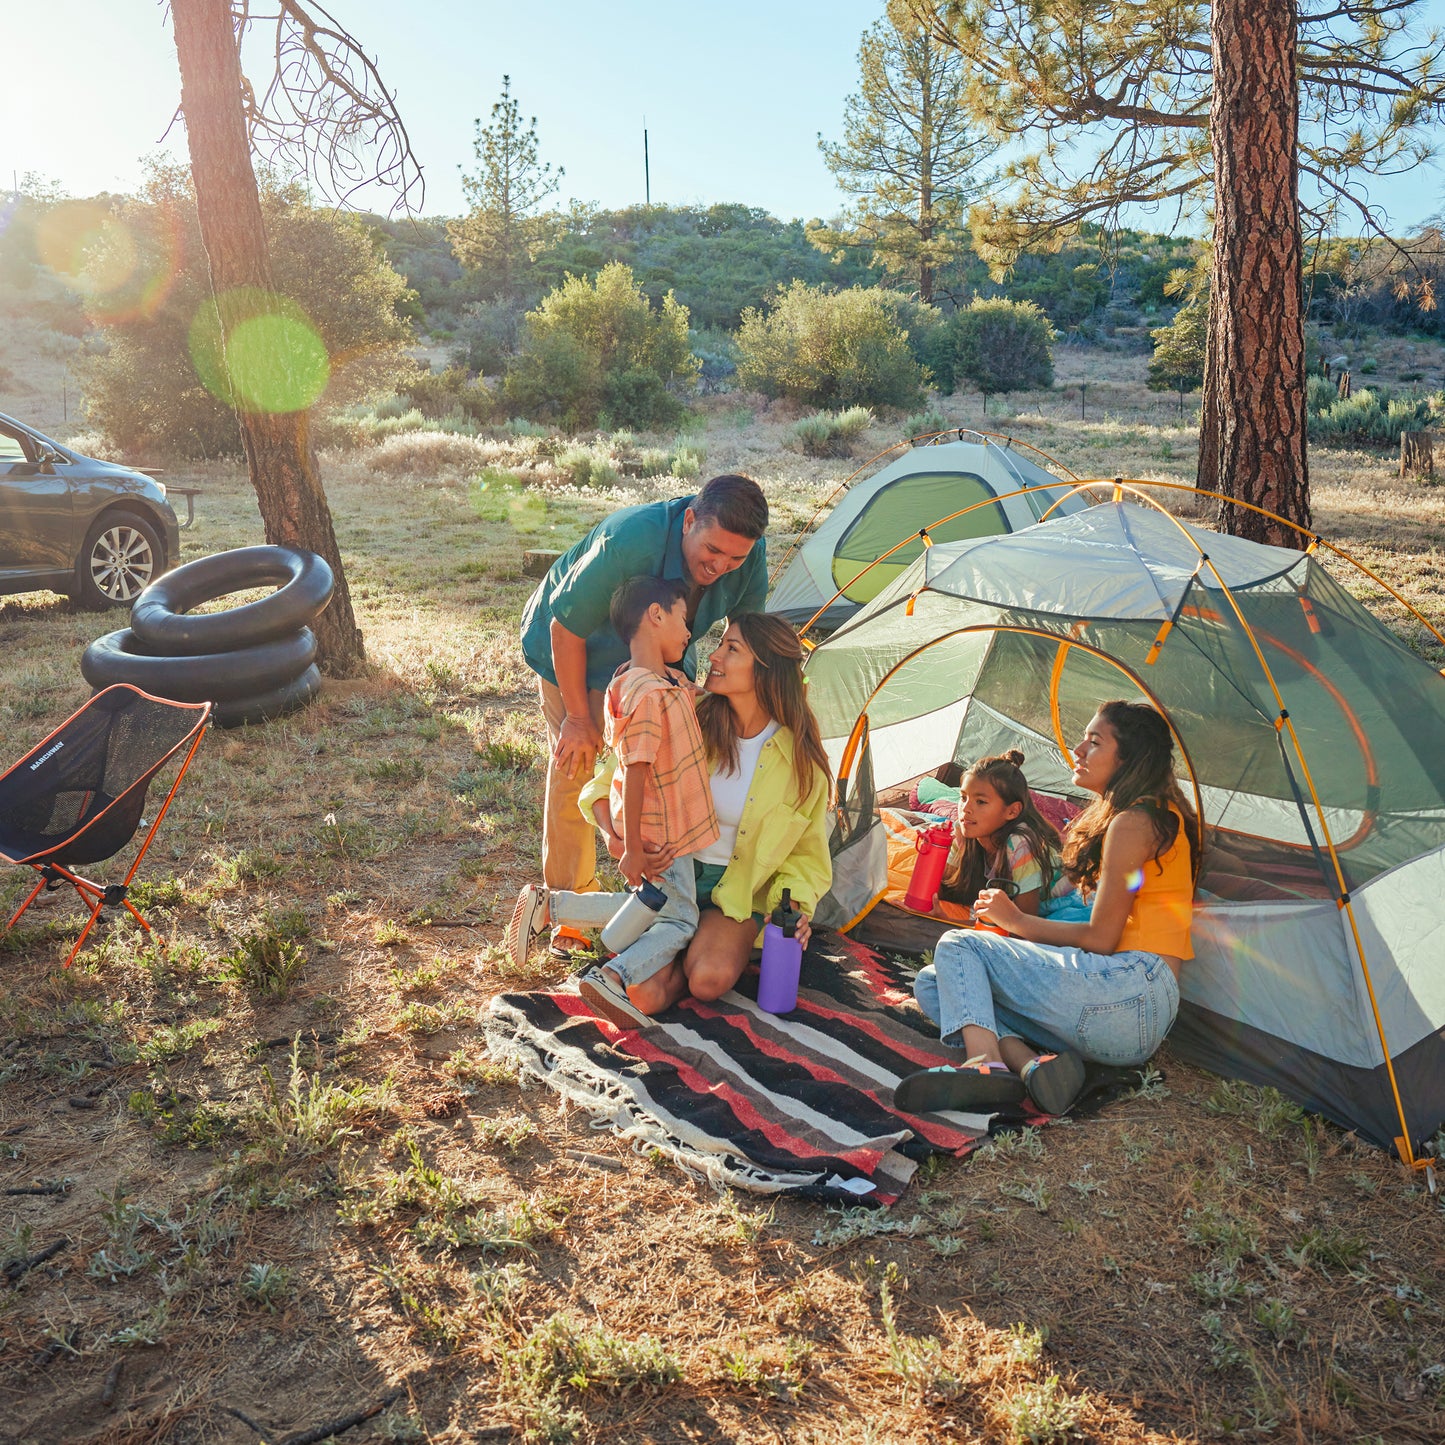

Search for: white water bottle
xmin=600 ymin=879 xmax=667 ymax=952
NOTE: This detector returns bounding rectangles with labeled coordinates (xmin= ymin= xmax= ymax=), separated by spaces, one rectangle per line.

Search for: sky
xmin=4 ymin=0 xmax=1445 ymax=232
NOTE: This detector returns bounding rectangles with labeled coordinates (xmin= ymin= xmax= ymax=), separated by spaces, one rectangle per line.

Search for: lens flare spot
xmin=1125 ymin=868 xmax=1145 ymax=894
xmin=35 ymin=201 xmax=129 ymax=292
xmin=188 ymin=288 xmax=330 ymax=414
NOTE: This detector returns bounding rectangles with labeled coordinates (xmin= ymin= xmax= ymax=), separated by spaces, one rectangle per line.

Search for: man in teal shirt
xmin=520 ymin=474 xmax=769 ymax=955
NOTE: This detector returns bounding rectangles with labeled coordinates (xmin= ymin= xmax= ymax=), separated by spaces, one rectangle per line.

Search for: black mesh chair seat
xmin=0 ymin=685 xmax=211 ymax=966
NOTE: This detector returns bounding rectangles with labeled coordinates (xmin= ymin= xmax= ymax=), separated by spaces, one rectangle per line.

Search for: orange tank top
xmin=1116 ymin=806 xmax=1195 ymax=961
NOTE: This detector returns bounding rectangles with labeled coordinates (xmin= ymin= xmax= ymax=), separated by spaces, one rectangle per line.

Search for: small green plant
xmin=1006 ymin=1323 xmax=1046 ymax=1364
xmin=250 ymin=1038 xmax=391 ymax=1160
xmin=811 ymin=1208 xmax=925 ymax=1247
xmin=1253 ymin=1297 xmax=1303 ymax=1345
xmin=474 ymin=1112 xmax=537 ymax=1153
xmin=87 ymin=1190 xmax=156 ymax=1283
xmin=1000 ymin=1374 xmax=1085 ymax=1444
xmin=239 ymin=1261 xmax=293 ymax=1311
xmin=879 ymin=1276 xmax=958 ymax=1400
xmin=1201 ymin=1311 xmax=1249 ymax=1370
xmin=976 ymin=1126 xmax=1045 ymax=1162
xmin=110 ymin=1301 xmax=170 ymax=1347
xmin=999 ymin=1177 xmax=1053 ymax=1213
xmin=1190 ymin=1262 xmax=1247 ymax=1305
xmin=138 ymin=1017 xmax=224 ymax=1065
xmin=1285 ymin=1226 xmax=1368 ymax=1272
xmin=374 ymin=919 xmax=410 ymax=947
xmin=216 ymin=918 xmax=307 ymax=998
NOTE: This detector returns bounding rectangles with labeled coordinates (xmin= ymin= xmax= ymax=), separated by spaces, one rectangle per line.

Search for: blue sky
xmin=4 ymin=0 xmax=1445 ymax=232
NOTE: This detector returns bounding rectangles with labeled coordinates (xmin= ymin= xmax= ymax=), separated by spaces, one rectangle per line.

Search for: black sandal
xmin=893 ymin=1061 xmax=1026 ymax=1113
xmin=1020 ymin=1052 xmax=1087 ymax=1115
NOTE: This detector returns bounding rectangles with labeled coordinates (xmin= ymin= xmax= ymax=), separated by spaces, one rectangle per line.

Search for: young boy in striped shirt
xmin=507 ymin=575 xmax=720 ymax=1028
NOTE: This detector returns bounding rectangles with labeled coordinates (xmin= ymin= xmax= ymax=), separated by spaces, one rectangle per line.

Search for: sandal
xmin=893 ymin=1060 xmax=1025 ymax=1114
xmin=1020 ymin=1051 xmax=1087 ymax=1115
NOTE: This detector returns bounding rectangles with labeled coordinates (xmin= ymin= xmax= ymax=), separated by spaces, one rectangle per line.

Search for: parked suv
xmin=0 ymin=412 xmax=179 ymax=608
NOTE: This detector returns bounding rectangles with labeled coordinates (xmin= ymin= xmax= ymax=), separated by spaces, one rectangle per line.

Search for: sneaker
xmin=576 ymin=965 xmax=653 ymax=1031
xmin=548 ymin=924 xmax=593 ymax=961
xmin=1020 ymin=1051 xmax=1087 ymax=1116
xmin=893 ymin=1060 xmax=1025 ymax=1114
xmin=505 ymin=885 xmax=549 ymax=968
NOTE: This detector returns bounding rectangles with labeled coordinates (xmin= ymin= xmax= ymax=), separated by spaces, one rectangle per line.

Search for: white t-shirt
xmin=695 ymin=721 xmax=780 ymax=865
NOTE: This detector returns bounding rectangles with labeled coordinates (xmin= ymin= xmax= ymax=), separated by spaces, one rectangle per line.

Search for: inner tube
xmin=81 ymin=627 xmax=318 ymax=704
xmin=130 ymin=545 xmax=334 ymax=652
xmin=212 ymin=664 xmax=323 ymax=729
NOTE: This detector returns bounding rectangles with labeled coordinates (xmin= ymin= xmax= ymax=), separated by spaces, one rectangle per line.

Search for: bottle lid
xmin=636 ymin=879 xmax=667 ymax=911
xmin=770 ymin=886 xmax=801 ymax=936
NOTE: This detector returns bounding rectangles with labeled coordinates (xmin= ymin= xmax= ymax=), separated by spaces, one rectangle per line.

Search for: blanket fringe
xmin=482 ymin=1010 xmax=825 ymax=1197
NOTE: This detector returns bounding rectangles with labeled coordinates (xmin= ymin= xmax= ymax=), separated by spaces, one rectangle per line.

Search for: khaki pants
xmin=538 ymin=677 xmax=607 ymax=893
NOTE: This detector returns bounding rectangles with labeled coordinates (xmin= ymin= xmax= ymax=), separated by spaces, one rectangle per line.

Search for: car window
xmin=0 ymin=426 xmax=31 ymax=465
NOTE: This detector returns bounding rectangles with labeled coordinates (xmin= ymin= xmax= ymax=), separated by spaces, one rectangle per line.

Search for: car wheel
xmin=75 ymin=512 xmax=164 ymax=610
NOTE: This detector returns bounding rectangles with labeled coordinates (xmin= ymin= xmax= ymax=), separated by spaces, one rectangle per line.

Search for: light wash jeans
xmin=550 ymin=855 xmax=698 ymax=988
xmin=914 ymin=928 xmax=1180 ymax=1066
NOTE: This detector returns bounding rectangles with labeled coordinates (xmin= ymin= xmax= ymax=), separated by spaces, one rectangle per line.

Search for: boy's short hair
xmin=692 ymin=473 xmax=768 ymax=539
xmin=610 ymin=575 xmax=689 ymax=644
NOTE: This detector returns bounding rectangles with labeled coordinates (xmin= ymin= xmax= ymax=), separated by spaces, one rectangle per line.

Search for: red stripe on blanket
xmin=608 ymin=1029 xmax=888 ymax=1175
xmin=683 ymin=1001 xmax=981 ymax=1152
xmin=833 ymin=934 xmax=917 ymax=1006
xmin=789 ymin=993 xmax=958 ymax=1069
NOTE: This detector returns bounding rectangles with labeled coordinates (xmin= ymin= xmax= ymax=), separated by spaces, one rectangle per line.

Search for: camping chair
xmin=0 ymin=684 xmax=211 ymax=967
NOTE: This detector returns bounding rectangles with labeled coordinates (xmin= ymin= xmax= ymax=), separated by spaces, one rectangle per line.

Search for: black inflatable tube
xmin=212 ymin=663 xmax=323 ymax=729
xmin=80 ymin=627 xmax=318 ymax=704
xmin=130 ymin=545 xmax=334 ymax=652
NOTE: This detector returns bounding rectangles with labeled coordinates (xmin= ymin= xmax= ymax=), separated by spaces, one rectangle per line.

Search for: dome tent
xmin=803 ymin=493 xmax=1445 ymax=1170
xmin=767 ymin=431 xmax=1087 ymax=632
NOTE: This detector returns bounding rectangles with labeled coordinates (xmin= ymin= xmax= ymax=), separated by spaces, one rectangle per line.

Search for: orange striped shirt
xmin=605 ymin=664 xmax=720 ymax=857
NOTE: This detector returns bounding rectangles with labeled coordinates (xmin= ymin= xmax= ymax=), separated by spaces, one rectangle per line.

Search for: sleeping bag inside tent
xmin=768 ymin=434 xmax=1084 ymax=631
xmin=804 ymin=499 xmax=1445 ymax=1162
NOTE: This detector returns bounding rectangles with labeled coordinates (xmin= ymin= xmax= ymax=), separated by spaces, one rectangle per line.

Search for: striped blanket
xmin=483 ymin=931 xmax=1024 ymax=1205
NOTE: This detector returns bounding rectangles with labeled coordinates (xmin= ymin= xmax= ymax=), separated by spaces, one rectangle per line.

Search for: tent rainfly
xmin=804 ymin=495 xmax=1445 ymax=1169
xmin=768 ymin=433 xmax=1085 ymax=631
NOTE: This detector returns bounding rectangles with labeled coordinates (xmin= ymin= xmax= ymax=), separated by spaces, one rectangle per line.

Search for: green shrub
xmin=1147 ymin=301 xmax=1207 ymax=395
xmin=503 ymin=261 xmax=699 ymax=430
xmin=787 ymin=406 xmax=875 ymax=457
xmin=670 ymin=443 xmax=705 ymax=480
xmin=1307 ymin=385 xmax=1441 ymax=446
xmin=927 ymin=297 xmax=1054 ymax=404
xmin=902 ymin=406 xmax=948 ymax=438
xmin=404 ymin=366 xmax=496 ymax=423
xmin=1306 ymin=374 xmax=1339 ymax=413
xmin=736 ymin=281 xmax=929 ymax=409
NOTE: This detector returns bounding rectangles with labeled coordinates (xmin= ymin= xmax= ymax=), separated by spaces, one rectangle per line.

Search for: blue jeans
xmin=914 ymin=929 xmax=1180 ymax=1066
xmin=550 ymin=855 xmax=698 ymax=988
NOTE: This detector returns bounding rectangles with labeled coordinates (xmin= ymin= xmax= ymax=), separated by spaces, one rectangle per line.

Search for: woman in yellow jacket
xmin=567 ymin=612 xmax=833 ymax=1021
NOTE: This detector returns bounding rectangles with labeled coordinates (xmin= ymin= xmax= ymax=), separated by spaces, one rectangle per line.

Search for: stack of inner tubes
xmin=81 ymin=546 xmax=335 ymax=728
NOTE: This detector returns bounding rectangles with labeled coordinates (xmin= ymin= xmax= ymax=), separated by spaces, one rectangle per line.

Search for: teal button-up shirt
xmin=519 ymin=495 xmax=769 ymax=690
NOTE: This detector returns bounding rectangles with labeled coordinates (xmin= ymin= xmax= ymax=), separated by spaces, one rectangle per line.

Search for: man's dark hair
xmin=610 ymin=575 xmax=689 ymax=644
xmin=691 ymin=473 xmax=768 ymax=539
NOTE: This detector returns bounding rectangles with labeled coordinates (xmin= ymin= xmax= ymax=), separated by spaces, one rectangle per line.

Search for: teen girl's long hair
xmin=1063 ymin=700 xmax=1200 ymax=891
xmin=696 ymin=613 xmax=831 ymax=804
xmin=940 ymin=751 xmax=1062 ymax=907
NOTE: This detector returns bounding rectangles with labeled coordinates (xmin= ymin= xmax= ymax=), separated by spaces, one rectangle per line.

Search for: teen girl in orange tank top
xmin=899 ymin=701 xmax=1200 ymax=1118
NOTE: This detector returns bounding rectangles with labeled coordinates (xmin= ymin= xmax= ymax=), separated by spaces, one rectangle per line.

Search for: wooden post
xmin=1336 ymin=370 xmax=1351 ymax=399
xmin=1401 ymin=430 xmax=1434 ymax=481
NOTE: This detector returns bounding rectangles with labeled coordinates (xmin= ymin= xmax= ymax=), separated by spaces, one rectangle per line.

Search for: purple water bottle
xmin=757 ymin=888 xmax=804 ymax=1014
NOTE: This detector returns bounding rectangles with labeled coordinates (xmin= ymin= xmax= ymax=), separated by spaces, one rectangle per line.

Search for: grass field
xmin=1 ymin=361 xmax=1443 ymax=1443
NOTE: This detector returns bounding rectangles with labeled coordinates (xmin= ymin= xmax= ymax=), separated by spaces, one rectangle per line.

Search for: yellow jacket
xmin=579 ymin=725 xmax=833 ymax=922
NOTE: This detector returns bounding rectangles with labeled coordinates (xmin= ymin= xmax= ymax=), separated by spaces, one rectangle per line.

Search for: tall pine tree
xmin=901 ymin=0 xmax=1445 ymax=543
xmin=449 ymin=77 xmax=564 ymax=301
xmin=810 ymin=15 xmax=993 ymax=304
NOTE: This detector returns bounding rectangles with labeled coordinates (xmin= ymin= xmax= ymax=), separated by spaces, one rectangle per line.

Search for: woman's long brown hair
xmin=1063 ymin=700 xmax=1200 ymax=891
xmin=696 ymin=613 xmax=832 ymax=804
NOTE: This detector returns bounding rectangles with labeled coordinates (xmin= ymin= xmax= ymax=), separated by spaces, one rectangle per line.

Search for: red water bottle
xmin=904 ymin=819 xmax=954 ymax=913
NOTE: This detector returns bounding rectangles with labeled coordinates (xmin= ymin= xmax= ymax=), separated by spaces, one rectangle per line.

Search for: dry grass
xmin=1 ymin=357 xmax=1443 ymax=1443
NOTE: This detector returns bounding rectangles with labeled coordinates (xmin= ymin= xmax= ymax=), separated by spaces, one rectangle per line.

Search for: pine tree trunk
xmin=170 ymin=0 xmax=366 ymax=675
xmin=1199 ymin=0 xmax=1310 ymax=548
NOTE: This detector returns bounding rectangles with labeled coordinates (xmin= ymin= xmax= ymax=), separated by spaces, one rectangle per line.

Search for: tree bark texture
xmin=1199 ymin=0 xmax=1311 ymax=548
xmin=170 ymin=0 xmax=366 ymax=675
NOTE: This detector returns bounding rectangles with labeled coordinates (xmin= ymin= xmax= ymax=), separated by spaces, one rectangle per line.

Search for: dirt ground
xmin=1 ymin=354 xmax=1443 ymax=1444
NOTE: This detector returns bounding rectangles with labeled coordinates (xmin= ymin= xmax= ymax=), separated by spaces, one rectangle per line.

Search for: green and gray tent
xmin=804 ymin=498 xmax=1445 ymax=1165
xmin=768 ymin=434 xmax=1084 ymax=631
